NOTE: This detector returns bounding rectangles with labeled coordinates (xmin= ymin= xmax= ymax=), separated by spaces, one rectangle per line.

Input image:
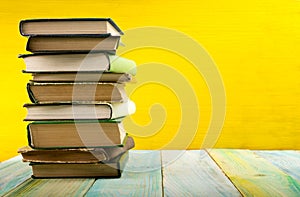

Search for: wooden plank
xmin=3 ymin=178 xmax=95 ymax=196
xmin=255 ymin=150 xmax=300 ymax=182
xmin=209 ymin=149 xmax=300 ymax=196
xmin=162 ymin=150 xmax=241 ymax=196
xmin=0 ymin=155 xmax=32 ymax=196
xmin=85 ymin=150 xmax=162 ymax=197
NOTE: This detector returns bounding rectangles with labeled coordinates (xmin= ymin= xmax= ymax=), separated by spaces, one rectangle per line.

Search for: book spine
xmin=19 ymin=20 xmax=26 ymax=36
xmin=105 ymin=53 xmax=111 ymax=71
xmin=26 ymin=83 xmax=38 ymax=103
xmin=26 ymin=36 xmax=32 ymax=52
xmin=107 ymin=103 xmax=113 ymax=120
xmin=26 ymin=124 xmax=35 ymax=149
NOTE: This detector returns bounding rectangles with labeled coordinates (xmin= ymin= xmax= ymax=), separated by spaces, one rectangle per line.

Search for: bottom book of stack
xmin=18 ymin=136 xmax=134 ymax=178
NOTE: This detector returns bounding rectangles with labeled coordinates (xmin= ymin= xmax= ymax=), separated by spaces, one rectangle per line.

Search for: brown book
xmin=26 ymin=121 xmax=128 ymax=148
xmin=27 ymin=83 xmax=127 ymax=103
xmin=18 ymin=136 xmax=135 ymax=163
xmin=26 ymin=35 xmax=120 ymax=54
xmin=30 ymin=73 xmax=133 ymax=83
xmin=30 ymin=151 xmax=129 ymax=178
xmin=24 ymin=100 xmax=136 ymax=121
xmin=19 ymin=18 xmax=123 ymax=36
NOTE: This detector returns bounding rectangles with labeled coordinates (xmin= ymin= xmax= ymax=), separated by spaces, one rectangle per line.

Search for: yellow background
xmin=1 ymin=0 xmax=300 ymax=161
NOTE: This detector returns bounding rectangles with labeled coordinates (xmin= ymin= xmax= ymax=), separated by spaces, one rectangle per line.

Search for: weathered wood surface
xmin=162 ymin=150 xmax=241 ymax=196
xmin=0 ymin=155 xmax=31 ymax=196
xmin=2 ymin=150 xmax=300 ymax=196
xmin=85 ymin=150 xmax=162 ymax=197
xmin=255 ymin=150 xmax=300 ymax=182
xmin=208 ymin=149 xmax=300 ymax=196
xmin=4 ymin=178 xmax=95 ymax=197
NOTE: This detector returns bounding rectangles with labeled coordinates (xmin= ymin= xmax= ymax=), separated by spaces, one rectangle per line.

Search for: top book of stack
xmin=19 ymin=18 xmax=123 ymax=36
xmin=19 ymin=18 xmax=123 ymax=54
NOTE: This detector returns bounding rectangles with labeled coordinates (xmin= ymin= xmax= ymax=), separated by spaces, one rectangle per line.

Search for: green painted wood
xmin=255 ymin=150 xmax=300 ymax=182
xmin=3 ymin=178 xmax=95 ymax=196
xmin=209 ymin=149 xmax=300 ymax=197
xmin=162 ymin=150 xmax=241 ymax=197
xmin=0 ymin=155 xmax=31 ymax=196
xmin=85 ymin=150 xmax=162 ymax=197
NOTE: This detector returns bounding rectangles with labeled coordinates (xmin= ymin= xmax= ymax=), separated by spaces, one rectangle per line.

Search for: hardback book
xmin=30 ymin=151 xmax=129 ymax=178
xmin=26 ymin=35 xmax=120 ymax=54
xmin=30 ymin=72 xmax=133 ymax=83
xmin=19 ymin=53 xmax=136 ymax=75
xmin=19 ymin=135 xmax=135 ymax=162
xmin=19 ymin=18 xmax=123 ymax=36
xmin=26 ymin=120 xmax=128 ymax=148
xmin=24 ymin=100 xmax=136 ymax=121
xmin=27 ymin=82 xmax=127 ymax=103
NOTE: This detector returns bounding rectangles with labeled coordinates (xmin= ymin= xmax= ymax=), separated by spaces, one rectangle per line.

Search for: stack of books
xmin=18 ymin=18 xmax=136 ymax=178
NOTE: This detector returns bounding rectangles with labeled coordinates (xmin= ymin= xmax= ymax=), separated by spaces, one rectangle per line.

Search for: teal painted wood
xmin=255 ymin=150 xmax=300 ymax=182
xmin=0 ymin=155 xmax=32 ymax=196
xmin=85 ymin=150 xmax=162 ymax=197
xmin=3 ymin=178 xmax=95 ymax=196
xmin=209 ymin=149 xmax=300 ymax=197
xmin=162 ymin=150 xmax=241 ymax=197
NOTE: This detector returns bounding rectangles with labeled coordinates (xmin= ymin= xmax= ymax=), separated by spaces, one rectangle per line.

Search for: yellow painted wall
xmin=1 ymin=0 xmax=300 ymax=161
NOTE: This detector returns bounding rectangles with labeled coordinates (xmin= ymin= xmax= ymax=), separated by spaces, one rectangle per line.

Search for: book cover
xmin=26 ymin=121 xmax=129 ymax=148
xmin=29 ymin=151 xmax=129 ymax=178
xmin=18 ymin=136 xmax=135 ymax=163
xmin=26 ymin=82 xmax=128 ymax=103
xmin=19 ymin=53 xmax=137 ymax=75
xmin=26 ymin=35 xmax=120 ymax=54
xmin=19 ymin=18 xmax=124 ymax=36
xmin=23 ymin=100 xmax=136 ymax=121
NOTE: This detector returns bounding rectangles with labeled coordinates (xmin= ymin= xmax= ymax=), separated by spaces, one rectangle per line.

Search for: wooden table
xmin=1 ymin=150 xmax=300 ymax=196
